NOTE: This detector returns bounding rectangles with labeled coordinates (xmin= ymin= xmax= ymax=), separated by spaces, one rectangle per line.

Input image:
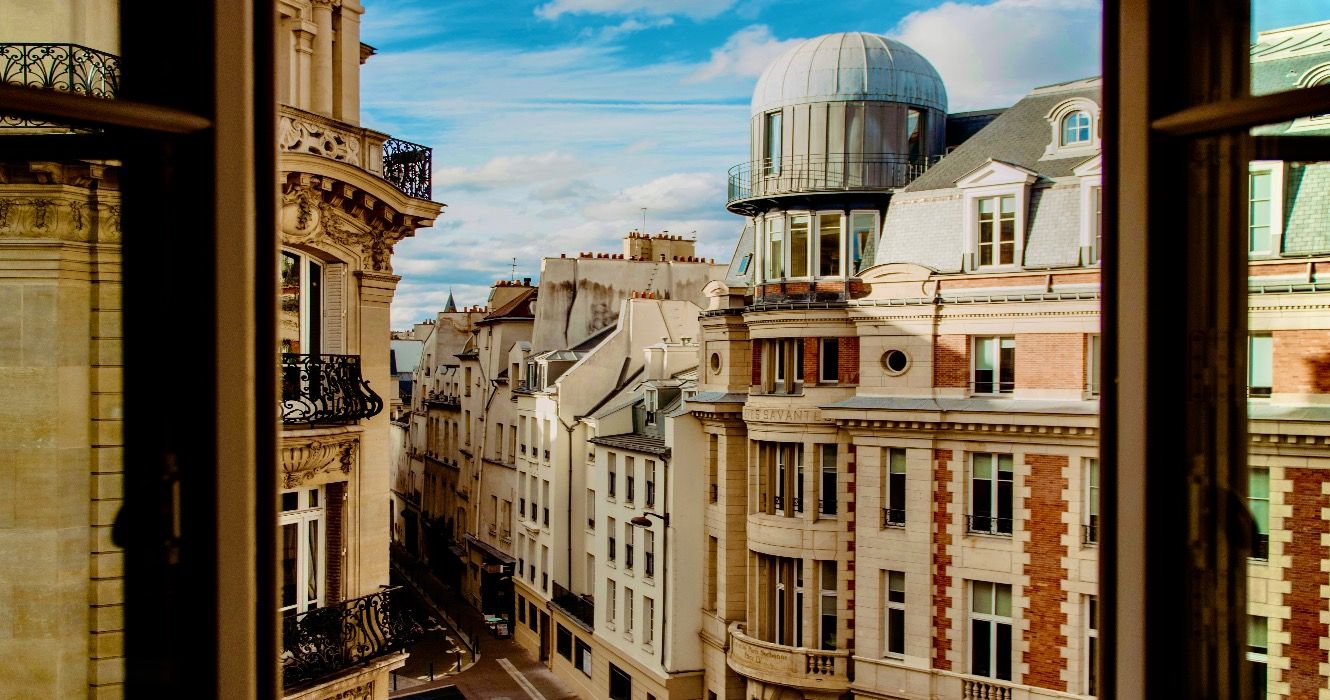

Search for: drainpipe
xmin=558 ymin=416 xmax=577 ymax=588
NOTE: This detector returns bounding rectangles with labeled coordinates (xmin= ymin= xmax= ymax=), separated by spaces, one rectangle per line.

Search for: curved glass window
xmin=1062 ymin=110 xmax=1092 ymax=145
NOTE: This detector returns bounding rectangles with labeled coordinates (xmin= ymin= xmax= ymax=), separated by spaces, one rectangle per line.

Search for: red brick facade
xmin=932 ymin=449 xmax=954 ymax=670
xmin=838 ymin=337 xmax=860 ymax=385
xmin=1284 ymin=467 xmax=1329 ymax=699
xmin=1022 ymin=454 xmax=1069 ymax=690
xmin=1272 ymin=330 xmax=1330 ymax=395
xmin=752 ymin=343 xmax=762 ymax=385
xmin=804 ymin=338 xmax=820 ymax=384
xmin=934 ymin=335 xmax=970 ymax=388
xmin=1016 ymin=334 xmax=1085 ymax=390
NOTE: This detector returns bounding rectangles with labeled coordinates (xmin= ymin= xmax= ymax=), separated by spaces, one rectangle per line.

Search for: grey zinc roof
xmin=687 ymin=391 xmax=749 ymax=404
xmin=589 ymin=433 xmax=670 ymax=456
xmin=1250 ymin=22 xmax=1330 ymax=135
xmin=725 ymin=223 xmax=756 ymax=287
xmin=751 ymin=32 xmax=947 ymax=115
xmin=905 ymin=78 xmax=1101 ymax=193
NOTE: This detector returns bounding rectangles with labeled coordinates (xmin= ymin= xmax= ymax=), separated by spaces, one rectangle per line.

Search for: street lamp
xmin=629 ymin=511 xmax=668 ymax=528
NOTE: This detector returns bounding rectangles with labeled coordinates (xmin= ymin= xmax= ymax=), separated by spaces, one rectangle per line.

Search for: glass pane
xmin=995 ymin=584 xmax=1012 ymax=617
xmin=975 ymin=338 xmax=994 ymax=371
xmin=972 ymin=619 xmax=991 ymax=676
xmin=890 ymin=448 xmax=907 ymax=474
xmin=280 ymin=251 xmax=301 ymax=353
xmin=282 ymin=523 xmax=298 ymax=608
xmin=819 ymin=213 xmax=842 ymax=276
xmin=973 ymin=453 xmax=992 ymax=480
xmin=790 ymin=216 xmax=810 ymax=277
xmin=995 ymin=622 xmax=1012 ymax=680
xmin=973 ymin=582 xmax=992 ymax=614
xmin=306 ymin=519 xmax=319 ymax=606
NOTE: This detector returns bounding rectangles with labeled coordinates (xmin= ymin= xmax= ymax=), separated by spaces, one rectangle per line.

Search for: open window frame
xmin=1106 ymin=2 xmax=1330 ymax=698
xmin=0 ymin=1 xmax=279 ymax=697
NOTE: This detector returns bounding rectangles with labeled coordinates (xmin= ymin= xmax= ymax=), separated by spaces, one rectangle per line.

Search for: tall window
xmin=608 ymin=517 xmax=617 ymax=562
xmin=624 ymin=521 xmax=634 ymax=570
xmin=766 ymin=338 xmax=804 ymax=394
xmin=1090 ymin=185 xmax=1103 ymax=263
xmin=1248 ymin=334 xmax=1273 ymax=397
xmin=575 ymin=639 xmax=593 ymax=677
xmin=624 ymin=587 xmax=634 ymax=637
xmin=970 ymin=453 xmax=1014 ymax=535
xmin=851 ymin=211 xmax=876 ymax=274
xmin=765 ymin=217 xmax=785 ymax=279
xmin=820 ymin=444 xmax=838 ymax=516
xmin=885 ymin=570 xmax=905 ymax=656
xmin=645 ymin=460 xmax=656 ymax=507
xmin=1248 ymin=616 xmax=1268 ymax=700
xmin=644 ymin=596 xmax=655 ymax=646
xmin=644 ymin=530 xmax=655 ymax=578
xmin=608 ymin=452 xmax=617 ymax=498
xmin=1086 ymin=595 xmax=1099 ymax=695
xmin=1085 ymin=458 xmax=1100 ymax=545
xmin=819 ymin=338 xmax=839 ymax=383
xmin=706 ymin=537 xmax=719 ymax=611
xmin=819 ymin=561 xmax=837 ymax=650
xmin=789 ymin=214 xmax=811 ymax=277
xmin=279 ymin=251 xmax=322 ymax=355
xmin=587 ymin=489 xmax=595 ymax=530
xmin=976 ymin=195 xmax=1016 ymax=266
xmin=1249 ymin=169 xmax=1273 ymax=255
xmin=1250 ymin=467 xmax=1269 ymax=561
xmin=607 ymin=580 xmax=616 ymax=624
xmin=818 ymin=213 xmax=842 ymax=276
xmin=973 ymin=336 xmax=1016 ymax=394
xmin=764 ymin=111 xmax=782 ymax=175
xmin=970 ymin=581 xmax=1013 ymax=680
xmin=280 ymin=487 xmax=325 ymax=616
xmin=906 ymin=108 xmax=923 ymax=158
xmin=1062 ymin=110 xmax=1092 ymax=145
xmin=626 ymin=455 xmax=636 ymax=504
xmin=884 ymin=448 xmax=906 ymax=527
xmin=1087 ymin=334 xmax=1102 ymax=396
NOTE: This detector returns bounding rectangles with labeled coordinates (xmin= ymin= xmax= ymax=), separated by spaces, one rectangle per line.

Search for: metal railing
xmin=727 ymin=153 xmax=941 ymax=205
xmin=383 ymin=137 xmax=432 ymax=200
xmin=281 ymin=353 xmax=384 ymax=425
xmin=1 ymin=43 xmax=120 ymax=128
xmin=882 ymin=507 xmax=906 ymax=528
xmin=552 ymin=582 xmax=595 ymax=629
xmin=966 ymin=514 xmax=1013 ymax=537
xmin=1083 ymin=522 xmax=1099 ymax=545
xmin=281 ymin=587 xmax=420 ymax=690
xmin=424 ymin=392 xmax=461 ymax=409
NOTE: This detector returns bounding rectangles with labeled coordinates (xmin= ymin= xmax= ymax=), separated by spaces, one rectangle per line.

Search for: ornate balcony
xmin=1 ymin=43 xmax=120 ymax=128
xmin=281 ymin=587 xmax=420 ymax=690
xmin=726 ymin=622 xmax=850 ymax=693
xmin=424 ymin=390 xmax=462 ymax=410
xmin=281 ymin=353 xmax=384 ymax=425
xmin=726 ymin=153 xmax=941 ymax=214
xmin=383 ymin=137 xmax=432 ymax=200
xmin=279 ymin=105 xmax=433 ymax=201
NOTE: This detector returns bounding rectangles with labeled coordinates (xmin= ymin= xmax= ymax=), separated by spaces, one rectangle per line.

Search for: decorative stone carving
xmin=0 ymin=199 xmax=11 ymax=230
xmin=68 ymin=201 xmax=84 ymax=231
xmin=32 ymin=198 xmax=52 ymax=229
xmin=327 ymin=682 xmax=373 ymax=700
xmin=280 ymin=114 xmax=362 ymax=167
xmin=281 ymin=432 xmax=357 ymax=488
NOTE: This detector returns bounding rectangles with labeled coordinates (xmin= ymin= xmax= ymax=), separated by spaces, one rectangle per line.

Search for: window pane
xmin=818 ymin=213 xmax=842 ymax=276
xmin=995 ymin=622 xmax=1012 ymax=680
xmin=790 ymin=215 xmax=810 ymax=276
xmin=972 ymin=581 xmax=992 ymax=614
xmin=972 ymin=619 xmax=991 ymax=676
xmin=995 ymin=584 xmax=1012 ymax=617
xmin=1249 ymin=335 xmax=1273 ymax=392
xmin=888 ymin=608 xmax=905 ymax=653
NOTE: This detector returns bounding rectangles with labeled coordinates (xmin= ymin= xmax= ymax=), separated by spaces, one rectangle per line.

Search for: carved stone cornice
xmin=0 ymin=161 xmax=121 ymax=244
xmin=281 ymin=431 xmax=358 ymax=488
xmin=281 ymin=172 xmax=428 ymax=273
xmin=835 ymin=417 xmax=1098 ymax=437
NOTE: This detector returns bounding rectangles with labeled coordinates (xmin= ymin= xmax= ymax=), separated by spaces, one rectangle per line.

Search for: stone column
xmin=311 ymin=0 xmax=335 ymax=117
xmin=353 ymin=270 xmax=400 ymax=594
xmin=337 ymin=0 xmax=365 ymax=124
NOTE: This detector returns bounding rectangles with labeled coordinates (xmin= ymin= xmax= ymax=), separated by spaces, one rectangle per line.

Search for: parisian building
xmin=0 ymin=1 xmax=443 ymax=698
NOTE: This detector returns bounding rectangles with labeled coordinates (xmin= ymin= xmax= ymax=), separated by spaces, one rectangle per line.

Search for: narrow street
xmin=391 ymin=558 xmax=579 ymax=700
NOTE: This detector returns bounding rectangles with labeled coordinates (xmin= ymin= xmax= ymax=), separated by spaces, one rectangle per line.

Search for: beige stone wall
xmin=0 ymin=163 xmax=122 ymax=699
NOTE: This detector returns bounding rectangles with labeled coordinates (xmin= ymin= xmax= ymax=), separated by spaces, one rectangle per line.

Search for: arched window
xmin=1062 ymin=110 xmax=1092 ymax=145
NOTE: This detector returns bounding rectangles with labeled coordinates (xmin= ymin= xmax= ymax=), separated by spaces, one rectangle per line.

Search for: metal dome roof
xmin=750 ymin=32 xmax=947 ymax=116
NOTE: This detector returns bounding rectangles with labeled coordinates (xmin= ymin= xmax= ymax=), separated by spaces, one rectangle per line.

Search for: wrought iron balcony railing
xmin=726 ymin=153 xmax=941 ymax=207
xmin=281 ymin=353 xmax=384 ymax=425
xmin=967 ymin=514 xmax=1014 ymax=537
xmin=383 ymin=137 xmax=432 ymax=200
xmin=882 ymin=507 xmax=906 ymax=528
xmin=1 ymin=43 xmax=120 ymax=128
xmin=281 ymin=587 xmax=420 ymax=690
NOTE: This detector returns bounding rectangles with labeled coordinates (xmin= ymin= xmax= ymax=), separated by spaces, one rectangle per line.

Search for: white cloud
xmin=434 ymin=151 xmax=592 ymax=191
xmin=583 ymin=172 xmax=723 ymax=220
xmin=889 ymin=0 xmax=1102 ymax=110
xmin=535 ymin=0 xmax=734 ymax=20
xmin=580 ymin=17 xmax=675 ymax=41
xmin=688 ymin=25 xmax=804 ymax=83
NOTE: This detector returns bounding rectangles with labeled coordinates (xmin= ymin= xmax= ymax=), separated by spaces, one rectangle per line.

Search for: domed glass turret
xmin=728 ymin=32 xmax=948 ymax=296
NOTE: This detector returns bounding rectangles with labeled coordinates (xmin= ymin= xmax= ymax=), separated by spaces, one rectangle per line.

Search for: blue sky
xmin=360 ymin=0 xmax=1327 ymax=328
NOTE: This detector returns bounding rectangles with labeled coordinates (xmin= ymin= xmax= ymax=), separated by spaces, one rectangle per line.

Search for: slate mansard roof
xmin=875 ymin=78 xmax=1102 ymax=273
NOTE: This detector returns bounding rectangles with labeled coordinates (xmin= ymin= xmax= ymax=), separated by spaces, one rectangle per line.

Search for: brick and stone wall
xmin=932 ymin=449 xmax=955 ymax=671
xmin=1281 ymin=467 xmax=1329 ymax=698
xmin=838 ymin=337 xmax=860 ymax=385
xmin=1272 ymin=330 xmax=1330 ymax=394
xmin=1021 ymin=453 xmax=1070 ymax=690
xmin=1016 ymin=334 xmax=1086 ymax=390
xmin=934 ymin=335 xmax=970 ymax=388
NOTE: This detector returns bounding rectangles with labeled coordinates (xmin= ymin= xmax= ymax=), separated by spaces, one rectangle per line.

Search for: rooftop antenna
xmin=510 ymin=257 xmax=517 ymax=281
xmin=641 ymin=207 xmax=647 ymax=234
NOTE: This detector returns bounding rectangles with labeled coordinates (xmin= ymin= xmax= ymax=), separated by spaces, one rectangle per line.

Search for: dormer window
xmin=977 ymin=195 xmax=1016 ymax=266
xmin=956 ymin=160 xmax=1036 ymax=272
xmin=1061 ymin=110 xmax=1092 ymax=145
xmin=1043 ymin=98 xmax=1100 ymax=159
